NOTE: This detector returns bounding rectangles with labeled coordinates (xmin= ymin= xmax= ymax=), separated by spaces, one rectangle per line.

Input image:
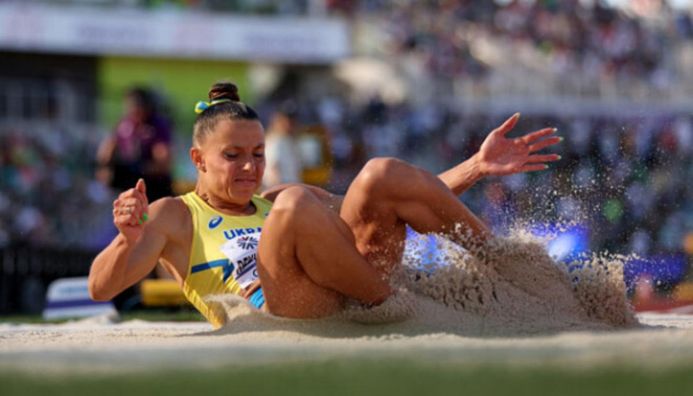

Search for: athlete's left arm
xmin=438 ymin=113 xmax=562 ymax=196
xmin=261 ymin=184 xmax=344 ymax=213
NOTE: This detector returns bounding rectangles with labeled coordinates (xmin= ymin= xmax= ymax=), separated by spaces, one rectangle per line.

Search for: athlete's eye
xmin=223 ymin=152 xmax=239 ymax=159
xmin=253 ymin=152 xmax=265 ymax=158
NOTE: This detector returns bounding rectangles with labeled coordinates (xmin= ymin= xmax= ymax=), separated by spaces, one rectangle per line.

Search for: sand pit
xmin=1 ymin=312 xmax=693 ymax=373
xmin=2 ymin=233 xmax=692 ymax=373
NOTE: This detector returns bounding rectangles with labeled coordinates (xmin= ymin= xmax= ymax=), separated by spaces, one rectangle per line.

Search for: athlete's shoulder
xmin=148 ymin=196 xmax=192 ymax=231
xmin=152 ymin=195 xmax=188 ymax=212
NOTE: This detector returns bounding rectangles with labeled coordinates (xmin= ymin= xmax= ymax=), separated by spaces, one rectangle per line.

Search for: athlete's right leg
xmin=340 ymin=157 xmax=491 ymax=274
xmin=256 ymin=186 xmax=391 ymax=318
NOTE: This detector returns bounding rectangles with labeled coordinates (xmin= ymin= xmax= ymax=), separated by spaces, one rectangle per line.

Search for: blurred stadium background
xmin=0 ymin=0 xmax=691 ymax=316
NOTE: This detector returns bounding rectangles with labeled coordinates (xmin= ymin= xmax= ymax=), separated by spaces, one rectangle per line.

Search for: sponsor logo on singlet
xmin=208 ymin=216 xmax=223 ymax=229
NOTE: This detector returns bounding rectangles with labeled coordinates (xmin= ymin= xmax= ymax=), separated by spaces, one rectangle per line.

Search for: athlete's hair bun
xmin=193 ymin=81 xmax=258 ymax=145
xmin=208 ymin=82 xmax=240 ymax=102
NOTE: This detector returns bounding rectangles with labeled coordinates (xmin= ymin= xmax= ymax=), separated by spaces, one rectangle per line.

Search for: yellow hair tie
xmin=194 ymin=99 xmax=232 ymax=114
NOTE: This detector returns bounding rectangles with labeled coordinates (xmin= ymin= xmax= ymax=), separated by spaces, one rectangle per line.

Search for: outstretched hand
xmin=476 ymin=113 xmax=562 ymax=177
xmin=112 ymin=178 xmax=149 ymax=243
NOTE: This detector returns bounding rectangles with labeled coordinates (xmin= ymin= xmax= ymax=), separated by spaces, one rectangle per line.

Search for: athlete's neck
xmin=194 ymin=186 xmax=256 ymax=216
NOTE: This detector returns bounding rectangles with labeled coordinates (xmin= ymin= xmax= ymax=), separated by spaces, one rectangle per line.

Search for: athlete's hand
xmin=476 ymin=113 xmax=562 ymax=177
xmin=112 ymin=178 xmax=149 ymax=243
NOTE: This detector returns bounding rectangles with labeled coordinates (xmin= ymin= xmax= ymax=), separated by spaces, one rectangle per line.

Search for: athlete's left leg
xmin=256 ymin=186 xmax=391 ymax=318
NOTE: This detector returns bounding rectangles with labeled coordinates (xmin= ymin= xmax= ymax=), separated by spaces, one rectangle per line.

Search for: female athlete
xmin=89 ymin=82 xmax=561 ymax=328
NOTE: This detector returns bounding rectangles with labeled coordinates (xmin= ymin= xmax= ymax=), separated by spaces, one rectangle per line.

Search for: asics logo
xmin=208 ymin=216 xmax=223 ymax=229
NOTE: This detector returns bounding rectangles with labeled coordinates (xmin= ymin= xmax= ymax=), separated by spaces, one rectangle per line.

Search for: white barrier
xmin=42 ymin=277 xmax=117 ymax=320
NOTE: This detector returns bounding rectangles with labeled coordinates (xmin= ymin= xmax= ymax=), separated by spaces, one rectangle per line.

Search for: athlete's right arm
xmin=89 ymin=179 xmax=172 ymax=301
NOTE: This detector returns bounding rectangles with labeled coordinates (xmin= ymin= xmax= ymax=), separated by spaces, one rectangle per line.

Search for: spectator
xmin=96 ymin=87 xmax=173 ymax=201
xmin=263 ymin=100 xmax=303 ymax=188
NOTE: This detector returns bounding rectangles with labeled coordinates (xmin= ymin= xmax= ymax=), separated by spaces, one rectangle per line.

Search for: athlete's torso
xmin=178 ymin=191 xmax=272 ymax=328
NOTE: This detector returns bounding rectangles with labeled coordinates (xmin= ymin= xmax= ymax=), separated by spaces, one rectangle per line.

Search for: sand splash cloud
xmin=208 ymin=229 xmax=636 ymax=338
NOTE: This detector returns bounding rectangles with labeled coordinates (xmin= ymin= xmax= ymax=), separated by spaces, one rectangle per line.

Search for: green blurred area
xmin=2 ymin=360 xmax=693 ymax=396
xmin=98 ymin=56 xmax=251 ymax=182
xmin=99 ymin=56 xmax=251 ymax=137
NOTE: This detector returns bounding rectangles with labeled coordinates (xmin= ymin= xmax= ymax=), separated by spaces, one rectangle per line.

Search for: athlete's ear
xmin=190 ymin=146 xmax=206 ymax=173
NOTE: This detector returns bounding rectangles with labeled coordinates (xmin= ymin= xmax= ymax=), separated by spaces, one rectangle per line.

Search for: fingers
xmin=493 ymin=113 xmax=520 ymax=136
xmin=128 ymin=180 xmax=149 ymax=207
xmin=118 ymin=184 xmax=147 ymax=203
xmin=527 ymin=154 xmax=561 ymax=163
xmin=117 ymin=192 xmax=148 ymax=221
xmin=114 ymin=207 xmax=138 ymax=228
xmin=528 ymin=136 xmax=563 ymax=152
xmin=518 ymin=164 xmax=549 ymax=173
xmin=112 ymin=180 xmax=150 ymax=228
xmin=136 ymin=178 xmax=147 ymax=197
xmin=113 ymin=197 xmax=146 ymax=227
xmin=117 ymin=207 xmax=143 ymax=227
xmin=113 ymin=210 xmax=140 ymax=228
xmin=129 ymin=179 xmax=148 ymax=206
xmin=521 ymin=127 xmax=557 ymax=144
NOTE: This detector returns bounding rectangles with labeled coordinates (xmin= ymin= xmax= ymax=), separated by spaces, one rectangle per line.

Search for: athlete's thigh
xmin=256 ymin=214 xmax=343 ymax=319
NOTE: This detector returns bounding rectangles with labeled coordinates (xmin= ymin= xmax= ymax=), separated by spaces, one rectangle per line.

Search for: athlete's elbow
xmin=89 ymin=290 xmax=106 ymax=302
xmin=88 ymin=273 xmax=113 ymax=302
xmin=89 ymin=286 xmax=116 ymax=302
xmin=88 ymin=282 xmax=106 ymax=301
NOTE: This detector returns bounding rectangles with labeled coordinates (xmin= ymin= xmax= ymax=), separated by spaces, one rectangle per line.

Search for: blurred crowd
xmin=266 ymin=93 xmax=692 ymax=258
xmin=0 ymin=125 xmax=113 ymax=250
xmin=351 ymin=1 xmax=692 ymax=88
xmin=0 ymin=86 xmax=175 ymax=251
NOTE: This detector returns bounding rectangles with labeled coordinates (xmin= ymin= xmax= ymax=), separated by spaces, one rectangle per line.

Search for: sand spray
xmin=208 ymin=225 xmax=637 ymax=337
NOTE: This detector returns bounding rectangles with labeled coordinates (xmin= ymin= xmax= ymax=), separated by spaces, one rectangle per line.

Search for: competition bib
xmin=220 ymin=233 xmax=261 ymax=289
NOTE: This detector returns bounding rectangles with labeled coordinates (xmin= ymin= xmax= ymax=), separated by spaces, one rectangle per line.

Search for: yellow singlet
xmin=179 ymin=191 xmax=272 ymax=328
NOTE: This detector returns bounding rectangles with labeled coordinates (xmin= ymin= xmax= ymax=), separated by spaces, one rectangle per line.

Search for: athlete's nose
xmin=242 ymin=157 xmax=255 ymax=172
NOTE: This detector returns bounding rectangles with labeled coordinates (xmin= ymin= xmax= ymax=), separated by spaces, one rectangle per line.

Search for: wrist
xmin=467 ymin=152 xmax=487 ymax=180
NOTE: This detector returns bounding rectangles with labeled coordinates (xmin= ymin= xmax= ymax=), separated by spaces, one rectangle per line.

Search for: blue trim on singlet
xmin=190 ymin=259 xmax=236 ymax=283
xmin=247 ymin=287 xmax=265 ymax=309
xmin=191 ymin=259 xmax=230 ymax=274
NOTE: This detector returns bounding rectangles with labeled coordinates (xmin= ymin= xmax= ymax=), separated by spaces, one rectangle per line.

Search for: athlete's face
xmin=194 ymin=119 xmax=265 ymax=205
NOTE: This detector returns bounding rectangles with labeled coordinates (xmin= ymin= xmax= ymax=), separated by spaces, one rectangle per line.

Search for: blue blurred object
xmin=406 ymin=223 xmax=592 ymax=273
xmin=405 ymin=224 xmax=688 ymax=293
xmin=404 ymin=226 xmax=450 ymax=274
xmin=623 ymin=254 xmax=688 ymax=292
xmin=530 ymin=224 xmax=591 ymax=261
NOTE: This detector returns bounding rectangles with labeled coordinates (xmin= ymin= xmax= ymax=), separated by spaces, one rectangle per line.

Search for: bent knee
xmin=357 ymin=158 xmax=400 ymax=188
xmin=270 ymin=186 xmax=320 ymax=216
xmin=362 ymin=157 xmax=406 ymax=178
xmin=356 ymin=157 xmax=424 ymax=195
